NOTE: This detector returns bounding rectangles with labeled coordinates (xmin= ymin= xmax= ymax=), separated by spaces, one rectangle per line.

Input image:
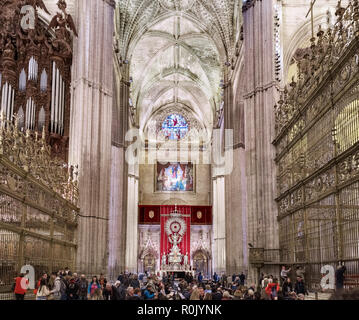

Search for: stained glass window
xmin=161 ymin=114 xmax=189 ymax=140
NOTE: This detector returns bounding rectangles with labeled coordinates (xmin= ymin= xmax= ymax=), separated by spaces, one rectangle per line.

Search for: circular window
xmin=161 ymin=114 xmax=189 ymax=140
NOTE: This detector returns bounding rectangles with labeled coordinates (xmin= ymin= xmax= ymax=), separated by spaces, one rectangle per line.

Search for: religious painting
xmin=161 ymin=114 xmax=189 ymax=140
xmin=156 ymin=162 xmax=194 ymax=192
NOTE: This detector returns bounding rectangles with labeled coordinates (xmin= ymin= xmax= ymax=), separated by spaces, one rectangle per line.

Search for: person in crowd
xmin=128 ymin=288 xmax=143 ymax=300
xmin=212 ymin=287 xmax=223 ymax=300
xmin=88 ymin=276 xmax=101 ymax=299
xmin=130 ymin=274 xmax=140 ymax=289
xmin=261 ymin=275 xmax=270 ymax=300
xmin=182 ymin=286 xmax=192 ymax=300
xmin=248 ymin=283 xmax=256 ymax=292
xmin=203 ymin=285 xmax=212 ymax=300
xmin=190 ymin=287 xmax=200 ymax=300
xmin=243 ymin=288 xmax=255 ymax=300
xmin=280 ymin=266 xmax=291 ymax=285
xmin=239 ymin=272 xmax=245 ymax=286
xmin=258 ymin=273 xmax=264 ymax=289
xmin=103 ymin=282 xmax=116 ymax=300
xmin=126 ymin=286 xmax=134 ymax=299
xmin=296 ymin=266 xmax=305 ymax=281
xmin=78 ymin=274 xmax=88 ymax=300
xmin=114 ymin=280 xmax=126 ymax=300
xmin=14 ymin=273 xmax=29 ymax=300
xmin=233 ymin=289 xmax=242 ymax=300
xmin=64 ymin=267 xmax=70 ymax=276
xmin=335 ymin=263 xmax=346 ymax=291
xmin=294 ymin=276 xmax=308 ymax=296
xmin=197 ymin=272 xmax=203 ymax=284
xmin=34 ymin=272 xmax=48 ymax=296
xmin=222 ymin=291 xmax=232 ymax=300
xmin=265 ymin=277 xmax=280 ymax=300
xmin=73 ymin=273 xmax=80 ymax=287
xmin=59 ymin=275 xmax=70 ymax=300
xmin=282 ymin=277 xmax=293 ymax=298
xmin=99 ymin=273 xmax=107 ymax=289
xmin=51 ymin=272 xmax=63 ymax=300
xmin=36 ymin=278 xmax=51 ymax=300
xmin=144 ymin=284 xmax=155 ymax=300
xmin=66 ymin=275 xmax=79 ymax=300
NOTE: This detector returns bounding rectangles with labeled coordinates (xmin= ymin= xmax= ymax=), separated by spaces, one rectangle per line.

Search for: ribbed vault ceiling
xmin=116 ymin=0 xmax=242 ymax=133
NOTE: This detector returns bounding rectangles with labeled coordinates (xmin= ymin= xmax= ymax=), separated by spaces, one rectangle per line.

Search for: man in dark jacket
xmin=335 ymin=264 xmax=346 ymax=291
xmin=66 ymin=277 xmax=79 ymax=300
xmin=130 ymin=275 xmax=140 ymax=289
xmin=212 ymin=288 xmax=223 ymax=300
xmin=113 ymin=281 xmax=126 ymax=300
xmin=239 ymin=272 xmax=245 ymax=286
xmin=282 ymin=278 xmax=293 ymax=298
xmin=78 ymin=275 xmax=88 ymax=300
xmin=294 ymin=276 xmax=308 ymax=295
xmin=198 ymin=272 xmax=203 ymax=284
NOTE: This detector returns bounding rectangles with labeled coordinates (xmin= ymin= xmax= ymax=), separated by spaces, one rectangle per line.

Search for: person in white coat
xmin=36 ymin=279 xmax=51 ymax=300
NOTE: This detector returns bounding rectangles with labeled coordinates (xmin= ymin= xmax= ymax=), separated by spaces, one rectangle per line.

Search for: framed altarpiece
xmin=155 ymin=162 xmax=195 ymax=193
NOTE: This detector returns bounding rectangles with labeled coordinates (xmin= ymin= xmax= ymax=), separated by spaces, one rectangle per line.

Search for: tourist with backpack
xmin=60 ymin=275 xmax=69 ymax=300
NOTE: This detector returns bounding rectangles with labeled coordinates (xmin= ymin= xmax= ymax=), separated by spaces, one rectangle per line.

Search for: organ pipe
xmin=1 ymin=82 xmax=15 ymax=121
xmin=50 ymin=62 xmax=65 ymax=135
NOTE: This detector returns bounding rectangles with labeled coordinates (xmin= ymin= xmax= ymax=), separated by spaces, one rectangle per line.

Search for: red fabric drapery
xmin=160 ymin=205 xmax=191 ymax=268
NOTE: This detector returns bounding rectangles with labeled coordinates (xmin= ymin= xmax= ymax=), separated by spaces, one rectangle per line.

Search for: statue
xmin=48 ymin=0 xmax=78 ymax=40
xmin=169 ymin=232 xmax=182 ymax=248
xmin=161 ymin=253 xmax=166 ymax=266
xmin=184 ymin=252 xmax=188 ymax=266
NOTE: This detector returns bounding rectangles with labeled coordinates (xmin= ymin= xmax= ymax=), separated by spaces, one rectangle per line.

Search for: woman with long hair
xmin=88 ymin=276 xmax=101 ymax=299
xmin=36 ymin=278 xmax=51 ymax=300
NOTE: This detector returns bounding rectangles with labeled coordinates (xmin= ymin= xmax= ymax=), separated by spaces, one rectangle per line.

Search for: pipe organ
xmin=0 ymin=0 xmax=77 ymax=161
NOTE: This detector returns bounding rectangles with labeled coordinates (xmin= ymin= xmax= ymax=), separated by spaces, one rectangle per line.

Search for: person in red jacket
xmin=14 ymin=273 xmax=29 ymax=300
xmin=265 ymin=278 xmax=280 ymax=300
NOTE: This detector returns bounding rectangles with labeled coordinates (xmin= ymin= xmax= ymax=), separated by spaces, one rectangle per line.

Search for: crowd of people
xmin=11 ymin=266 xmax=317 ymax=301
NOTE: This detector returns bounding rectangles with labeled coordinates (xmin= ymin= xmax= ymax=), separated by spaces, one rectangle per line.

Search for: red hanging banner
xmin=160 ymin=205 xmax=191 ymax=269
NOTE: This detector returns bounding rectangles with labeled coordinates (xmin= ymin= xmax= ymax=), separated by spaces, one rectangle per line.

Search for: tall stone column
xmin=242 ymin=0 xmax=279 ymax=282
xmin=212 ymin=99 xmax=227 ymax=274
xmin=125 ymin=164 xmax=139 ymax=273
xmin=108 ymin=61 xmax=130 ymax=279
xmin=69 ymin=0 xmax=115 ymax=275
xmin=212 ymin=175 xmax=226 ymax=274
